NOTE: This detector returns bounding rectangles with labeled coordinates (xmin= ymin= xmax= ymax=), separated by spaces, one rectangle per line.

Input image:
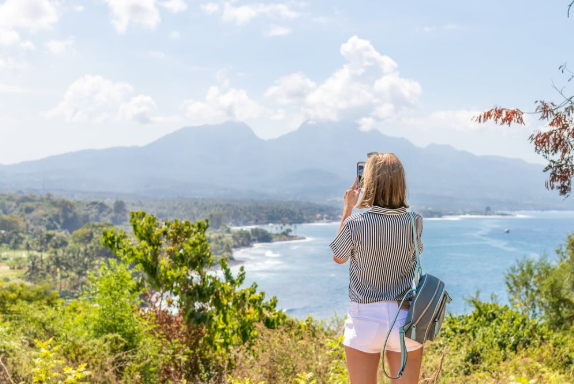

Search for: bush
xmin=102 ymin=212 xmax=287 ymax=382
xmin=82 ymin=259 xmax=144 ymax=352
xmin=421 ymin=298 xmax=574 ymax=383
xmin=506 ymin=233 xmax=574 ymax=330
xmin=249 ymin=228 xmax=272 ymax=243
xmin=0 ymin=281 xmax=59 ymax=314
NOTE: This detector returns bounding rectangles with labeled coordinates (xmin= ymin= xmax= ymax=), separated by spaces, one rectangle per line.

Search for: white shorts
xmin=343 ymin=301 xmax=423 ymax=354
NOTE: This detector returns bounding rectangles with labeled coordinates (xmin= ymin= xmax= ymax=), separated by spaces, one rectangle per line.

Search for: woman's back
xmin=331 ymin=206 xmax=423 ymax=303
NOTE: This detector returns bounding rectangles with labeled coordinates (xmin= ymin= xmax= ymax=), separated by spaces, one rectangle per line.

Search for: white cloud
xmin=45 ymin=37 xmax=74 ymax=54
xmin=102 ymin=0 xmax=161 ymax=33
xmin=358 ymin=116 xmax=376 ymax=132
xmin=161 ymin=0 xmax=187 ymax=13
xmin=45 ymin=74 xmax=160 ymax=125
xmin=0 ymin=57 xmax=29 ymax=71
xmin=265 ymin=72 xmax=316 ymax=104
xmin=202 ymin=1 xmax=299 ymax=26
xmin=200 ymin=2 xmax=219 ymax=14
xmin=0 ymin=0 xmax=59 ymax=32
xmin=0 ymin=29 xmax=20 ymax=46
xmin=20 ymin=40 xmax=36 ymax=50
xmin=118 ymin=95 xmax=157 ymax=124
xmin=0 ymin=83 xmax=35 ymax=94
xmin=0 ymin=0 xmax=58 ymax=46
xmin=183 ymin=86 xmax=263 ymax=125
xmin=148 ymin=50 xmax=166 ymax=58
xmin=265 ymin=25 xmax=291 ymax=36
xmin=73 ymin=5 xmax=85 ymax=12
xmin=169 ymin=30 xmax=180 ymax=39
xmin=265 ymin=36 xmax=421 ymax=124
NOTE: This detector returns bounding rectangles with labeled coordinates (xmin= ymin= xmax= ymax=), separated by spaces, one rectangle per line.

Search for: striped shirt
xmin=330 ymin=206 xmax=423 ymax=303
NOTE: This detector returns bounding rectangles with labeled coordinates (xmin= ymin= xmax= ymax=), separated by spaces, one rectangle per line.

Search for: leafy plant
xmin=102 ymin=212 xmax=287 ymax=378
xmin=29 ymin=339 xmax=90 ymax=384
xmin=506 ymin=233 xmax=574 ymax=330
xmin=82 ymin=258 xmax=144 ymax=351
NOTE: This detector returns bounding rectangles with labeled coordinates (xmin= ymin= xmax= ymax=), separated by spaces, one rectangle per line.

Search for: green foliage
xmin=228 ymin=378 xmax=264 ymax=384
xmin=232 ymin=229 xmax=252 ymax=248
xmin=506 ymin=233 xmax=574 ymax=330
xmin=82 ymin=259 xmax=144 ymax=351
xmin=233 ymin=318 xmax=343 ymax=384
xmin=208 ymin=211 xmax=224 ymax=230
xmin=207 ymin=232 xmax=233 ymax=261
xmin=249 ymin=228 xmax=272 ymax=243
xmin=422 ymin=298 xmax=574 ymax=382
xmin=0 ymin=281 xmax=59 ymax=314
xmin=130 ymin=197 xmax=338 ymax=226
xmin=325 ymin=334 xmax=348 ymax=384
xmin=0 ymin=214 xmax=23 ymax=233
xmin=29 ymin=339 xmax=91 ymax=384
xmin=294 ymin=373 xmax=317 ymax=384
xmin=443 ymin=299 xmax=544 ymax=369
xmin=102 ymin=212 xmax=287 ymax=368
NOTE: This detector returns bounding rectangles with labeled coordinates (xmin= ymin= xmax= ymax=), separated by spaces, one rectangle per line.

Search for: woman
xmin=330 ymin=153 xmax=424 ymax=384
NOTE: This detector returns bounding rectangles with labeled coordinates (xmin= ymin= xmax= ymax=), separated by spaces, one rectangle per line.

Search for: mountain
xmin=0 ymin=121 xmax=571 ymax=210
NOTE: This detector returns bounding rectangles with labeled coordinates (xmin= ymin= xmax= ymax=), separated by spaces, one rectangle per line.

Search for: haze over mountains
xmin=1 ymin=122 xmax=571 ymax=210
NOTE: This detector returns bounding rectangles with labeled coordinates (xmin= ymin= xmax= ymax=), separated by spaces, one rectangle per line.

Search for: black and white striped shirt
xmin=330 ymin=206 xmax=423 ymax=303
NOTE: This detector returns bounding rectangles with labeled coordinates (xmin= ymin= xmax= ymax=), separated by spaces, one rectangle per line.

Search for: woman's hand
xmin=343 ymin=178 xmax=361 ymax=215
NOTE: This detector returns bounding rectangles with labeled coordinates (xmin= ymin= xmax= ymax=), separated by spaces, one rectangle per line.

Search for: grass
xmin=0 ymin=264 xmax=25 ymax=282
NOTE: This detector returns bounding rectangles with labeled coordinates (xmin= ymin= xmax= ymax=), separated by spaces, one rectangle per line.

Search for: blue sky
xmin=1 ymin=0 xmax=573 ymax=164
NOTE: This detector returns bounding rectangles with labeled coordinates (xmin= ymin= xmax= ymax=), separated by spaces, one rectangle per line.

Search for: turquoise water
xmin=231 ymin=211 xmax=574 ymax=319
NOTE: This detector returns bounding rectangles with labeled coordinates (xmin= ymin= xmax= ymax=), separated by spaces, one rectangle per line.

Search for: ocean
xmin=231 ymin=211 xmax=574 ymax=319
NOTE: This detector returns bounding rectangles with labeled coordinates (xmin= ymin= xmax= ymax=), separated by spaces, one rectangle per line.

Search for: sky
xmin=0 ymin=0 xmax=573 ymax=165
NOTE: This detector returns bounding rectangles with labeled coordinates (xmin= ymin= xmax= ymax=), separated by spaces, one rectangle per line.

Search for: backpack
xmin=382 ymin=211 xmax=452 ymax=379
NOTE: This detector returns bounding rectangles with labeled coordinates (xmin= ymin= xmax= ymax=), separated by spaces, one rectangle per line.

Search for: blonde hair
xmin=356 ymin=153 xmax=409 ymax=209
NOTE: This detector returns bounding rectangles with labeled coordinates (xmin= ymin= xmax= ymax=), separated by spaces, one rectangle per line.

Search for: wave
xmin=265 ymin=250 xmax=281 ymax=258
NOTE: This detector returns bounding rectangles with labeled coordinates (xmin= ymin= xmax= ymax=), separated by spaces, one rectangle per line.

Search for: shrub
xmin=82 ymin=259 xmax=144 ymax=352
xmin=0 ymin=281 xmax=59 ymax=314
xmin=506 ymin=233 xmax=574 ymax=330
xmin=102 ymin=212 xmax=287 ymax=382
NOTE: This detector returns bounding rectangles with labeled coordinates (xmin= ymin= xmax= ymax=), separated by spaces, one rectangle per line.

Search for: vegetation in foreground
xmin=0 ymin=207 xmax=572 ymax=383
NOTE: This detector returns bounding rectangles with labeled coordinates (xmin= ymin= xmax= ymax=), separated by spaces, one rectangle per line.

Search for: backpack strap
xmin=381 ymin=289 xmax=413 ymax=379
xmin=409 ymin=211 xmax=423 ymax=289
xmin=381 ymin=211 xmax=421 ymax=379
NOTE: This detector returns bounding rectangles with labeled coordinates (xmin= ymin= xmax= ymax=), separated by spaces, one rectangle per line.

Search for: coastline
xmin=217 ymin=235 xmax=308 ymax=269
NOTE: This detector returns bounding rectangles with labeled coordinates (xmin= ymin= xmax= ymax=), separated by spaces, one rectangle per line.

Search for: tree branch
xmin=0 ymin=357 xmax=15 ymax=384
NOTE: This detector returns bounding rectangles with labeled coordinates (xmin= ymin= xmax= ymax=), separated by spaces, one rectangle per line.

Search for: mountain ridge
xmin=0 ymin=122 xmax=569 ymax=210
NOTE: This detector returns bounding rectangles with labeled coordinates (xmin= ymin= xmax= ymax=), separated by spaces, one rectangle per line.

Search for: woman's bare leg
xmin=385 ymin=347 xmax=424 ymax=384
xmin=345 ymin=346 xmax=380 ymax=384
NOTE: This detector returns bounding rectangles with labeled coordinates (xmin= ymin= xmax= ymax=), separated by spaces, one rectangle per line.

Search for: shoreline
xmin=216 ymin=235 xmax=307 ymax=269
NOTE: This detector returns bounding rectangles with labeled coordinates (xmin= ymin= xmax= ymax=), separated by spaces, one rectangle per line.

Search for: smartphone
xmin=357 ymin=162 xmax=366 ymax=188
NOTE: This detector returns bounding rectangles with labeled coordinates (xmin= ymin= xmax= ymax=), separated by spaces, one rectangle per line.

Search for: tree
xmin=506 ymin=233 xmax=574 ymax=330
xmin=0 ymin=215 xmax=23 ymax=233
xmin=232 ymin=229 xmax=252 ymax=248
xmin=250 ymin=228 xmax=272 ymax=243
xmin=102 ymin=211 xmax=286 ymax=371
xmin=475 ymin=6 xmax=574 ymax=197
xmin=208 ymin=211 xmax=224 ymax=230
xmin=83 ymin=259 xmax=143 ymax=351
xmin=112 ymin=200 xmax=128 ymax=225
